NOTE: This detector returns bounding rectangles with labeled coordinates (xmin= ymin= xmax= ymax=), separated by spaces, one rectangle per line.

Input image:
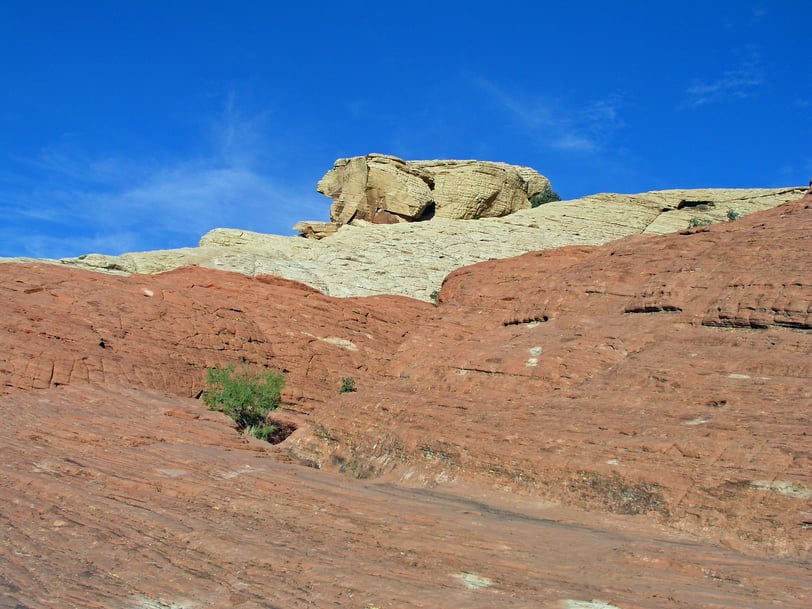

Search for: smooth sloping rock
xmin=2 ymin=385 xmax=808 ymax=608
xmin=0 ymin=264 xmax=426 ymax=406
xmin=288 ymin=196 xmax=812 ymax=557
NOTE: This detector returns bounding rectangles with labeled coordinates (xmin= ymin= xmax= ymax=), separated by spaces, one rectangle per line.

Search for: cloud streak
xmin=0 ymin=97 xmax=328 ymax=259
xmin=685 ymin=53 xmax=765 ymax=108
xmin=472 ymin=77 xmax=624 ymax=153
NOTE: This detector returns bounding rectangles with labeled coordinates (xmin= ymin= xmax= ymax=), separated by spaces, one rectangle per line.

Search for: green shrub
xmin=243 ymin=423 xmax=278 ymax=442
xmin=726 ymin=209 xmax=741 ymax=221
xmin=203 ymin=364 xmax=284 ymax=440
xmin=429 ymin=289 xmax=440 ymax=304
xmin=687 ymin=217 xmax=714 ymax=228
xmin=339 ymin=377 xmax=357 ymax=394
xmin=530 ymin=191 xmax=562 ymax=207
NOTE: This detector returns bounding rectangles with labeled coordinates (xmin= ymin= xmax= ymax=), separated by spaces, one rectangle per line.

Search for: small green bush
xmin=339 ymin=377 xmax=357 ymax=394
xmin=203 ymin=364 xmax=284 ymax=440
xmin=429 ymin=289 xmax=440 ymax=304
xmin=726 ymin=209 xmax=741 ymax=221
xmin=530 ymin=191 xmax=562 ymax=207
xmin=687 ymin=217 xmax=714 ymax=228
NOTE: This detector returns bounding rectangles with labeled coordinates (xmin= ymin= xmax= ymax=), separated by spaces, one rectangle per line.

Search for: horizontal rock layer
xmin=3 ymin=187 xmax=806 ymax=302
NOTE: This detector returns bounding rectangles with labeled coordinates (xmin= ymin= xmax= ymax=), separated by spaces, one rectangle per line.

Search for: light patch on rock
xmin=304 ymin=333 xmax=358 ymax=351
xmin=563 ymin=600 xmax=624 ymax=609
xmin=457 ymin=572 xmax=494 ymax=590
xmin=526 ymin=357 xmax=539 ymax=367
xmin=142 ymin=288 xmax=154 ymax=297
xmin=728 ymin=373 xmax=751 ymax=379
xmin=154 ymin=468 xmax=187 ymax=478
xmin=682 ymin=417 xmax=709 ymax=426
xmin=136 ymin=598 xmax=198 ymax=609
xmin=222 ymin=465 xmax=254 ymax=480
xmin=751 ymin=480 xmax=812 ymax=499
xmin=529 ymin=346 xmax=543 ymax=356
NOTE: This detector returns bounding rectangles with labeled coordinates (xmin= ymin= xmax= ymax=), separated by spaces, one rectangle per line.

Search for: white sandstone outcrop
xmin=2 ymin=187 xmax=805 ymax=302
xmin=312 ymin=154 xmax=554 ymax=231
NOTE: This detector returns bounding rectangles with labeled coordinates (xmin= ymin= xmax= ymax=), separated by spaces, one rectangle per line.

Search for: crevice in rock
xmin=677 ymin=200 xmax=715 ymax=209
xmin=703 ymin=320 xmax=810 ymax=331
xmin=503 ymin=315 xmax=549 ymax=326
xmin=264 ymin=419 xmax=297 ymax=444
xmin=624 ymin=305 xmax=683 ymax=314
xmin=416 ymin=201 xmax=436 ymax=222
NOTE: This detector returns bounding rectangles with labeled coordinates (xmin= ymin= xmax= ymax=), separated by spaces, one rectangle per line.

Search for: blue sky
xmin=1 ymin=1 xmax=810 ymax=258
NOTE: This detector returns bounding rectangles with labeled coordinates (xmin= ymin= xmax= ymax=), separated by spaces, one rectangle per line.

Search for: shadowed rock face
xmin=1 ymin=196 xmax=811 ymax=607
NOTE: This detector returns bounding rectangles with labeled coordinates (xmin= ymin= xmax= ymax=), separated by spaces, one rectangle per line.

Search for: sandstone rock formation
xmin=2 ymin=187 xmax=805 ymax=303
xmin=314 ymin=153 xmax=554 ymax=227
xmin=1 ymin=195 xmax=811 ymax=607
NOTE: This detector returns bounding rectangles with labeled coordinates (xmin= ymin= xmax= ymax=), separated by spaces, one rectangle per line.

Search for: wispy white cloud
xmin=751 ymin=5 xmax=767 ymax=23
xmin=472 ymin=77 xmax=624 ymax=153
xmin=684 ymin=52 xmax=765 ymax=108
xmin=0 ymin=95 xmax=329 ymax=259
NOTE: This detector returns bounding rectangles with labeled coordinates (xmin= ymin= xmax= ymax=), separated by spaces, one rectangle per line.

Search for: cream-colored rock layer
xmin=316 ymin=153 xmax=553 ymax=225
xmin=3 ymin=187 xmax=805 ymax=301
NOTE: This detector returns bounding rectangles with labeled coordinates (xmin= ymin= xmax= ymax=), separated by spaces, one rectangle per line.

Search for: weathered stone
xmin=0 ymin=263 xmax=426 ymax=406
xmin=292 ymin=220 xmax=340 ymax=239
xmin=315 ymin=153 xmax=553 ymax=225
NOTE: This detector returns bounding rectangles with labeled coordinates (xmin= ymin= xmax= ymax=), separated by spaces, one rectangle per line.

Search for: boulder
xmin=314 ymin=153 xmax=553 ymax=229
xmin=292 ymin=220 xmax=340 ymax=239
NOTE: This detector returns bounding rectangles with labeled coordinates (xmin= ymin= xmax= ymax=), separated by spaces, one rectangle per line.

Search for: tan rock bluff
xmin=305 ymin=153 xmax=554 ymax=230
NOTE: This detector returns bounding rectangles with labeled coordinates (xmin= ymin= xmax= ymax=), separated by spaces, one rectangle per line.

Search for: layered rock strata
xmin=313 ymin=153 xmax=554 ymax=228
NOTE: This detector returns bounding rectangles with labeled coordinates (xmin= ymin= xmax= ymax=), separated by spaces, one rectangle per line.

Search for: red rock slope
xmin=304 ymin=195 xmax=812 ymax=557
xmin=1 ymin=195 xmax=810 ymax=607
xmin=0 ymin=266 xmax=427 ymax=405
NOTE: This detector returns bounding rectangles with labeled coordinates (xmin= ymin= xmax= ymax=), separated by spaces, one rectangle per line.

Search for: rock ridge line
xmin=1 ymin=187 xmax=806 ymax=302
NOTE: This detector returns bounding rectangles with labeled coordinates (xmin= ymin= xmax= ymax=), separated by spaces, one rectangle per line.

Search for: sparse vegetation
xmin=340 ymin=377 xmax=357 ymax=394
xmin=726 ymin=209 xmax=742 ymax=221
xmin=202 ymin=364 xmax=285 ymax=441
xmin=687 ymin=217 xmax=714 ymax=228
xmin=530 ymin=190 xmax=562 ymax=207
xmin=429 ymin=289 xmax=440 ymax=304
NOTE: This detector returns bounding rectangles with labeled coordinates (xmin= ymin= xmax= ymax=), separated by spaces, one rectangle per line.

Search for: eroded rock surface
xmin=315 ymin=153 xmax=554 ymax=226
xmin=0 ymin=265 xmax=425 ymax=406
xmin=301 ymin=196 xmax=812 ymax=558
xmin=1 ymin=196 xmax=811 ymax=607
